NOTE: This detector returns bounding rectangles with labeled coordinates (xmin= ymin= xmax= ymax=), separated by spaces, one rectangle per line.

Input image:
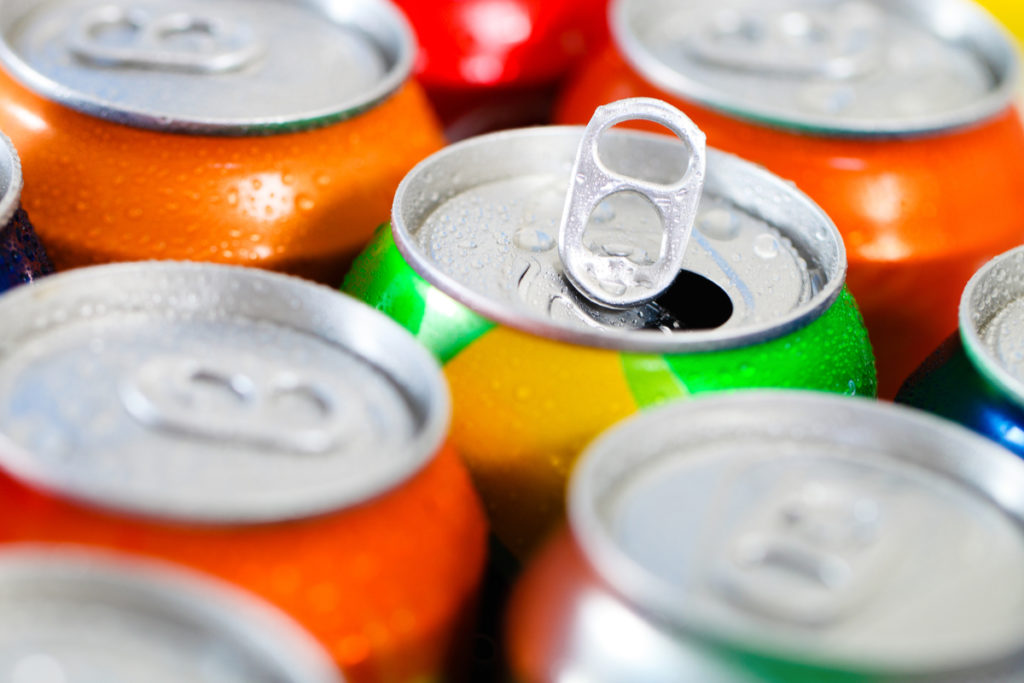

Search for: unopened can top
xmin=0 ymin=262 xmax=448 ymax=523
xmin=0 ymin=131 xmax=21 ymax=228
xmin=570 ymin=391 xmax=1024 ymax=675
xmin=392 ymin=125 xmax=845 ymax=353
xmin=612 ymin=0 xmax=1018 ymax=136
xmin=961 ymin=246 xmax=1024 ymax=409
xmin=0 ymin=0 xmax=415 ymax=134
xmin=0 ymin=546 xmax=343 ymax=682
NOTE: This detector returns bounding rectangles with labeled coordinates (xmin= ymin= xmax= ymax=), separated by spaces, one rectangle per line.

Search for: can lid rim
xmin=0 ymin=130 xmax=22 ymax=228
xmin=610 ymin=0 xmax=1021 ymax=138
xmin=0 ymin=0 xmax=417 ymax=135
xmin=960 ymin=245 xmax=1024 ymax=409
xmin=568 ymin=390 xmax=1024 ymax=674
xmin=0 ymin=544 xmax=346 ymax=682
xmin=0 ymin=261 xmax=451 ymax=524
xmin=391 ymin=125 xmax=848 ymax=354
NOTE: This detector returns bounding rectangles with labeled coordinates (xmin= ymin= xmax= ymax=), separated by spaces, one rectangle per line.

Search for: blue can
xmin=897 ymin=246 xmax=1024 ymax=456
xmin=0 ymin=131 xmax=52 ymax=293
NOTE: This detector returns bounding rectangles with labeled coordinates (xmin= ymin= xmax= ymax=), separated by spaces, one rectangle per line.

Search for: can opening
xmin=564 ymin=267 xmax=734 ymax=332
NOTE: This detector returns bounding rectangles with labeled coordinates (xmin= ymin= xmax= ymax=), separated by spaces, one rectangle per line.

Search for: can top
xmin=0 ymin=262 xmax=449 ymax=524
xmin=612 ymin=0 xmax=1018 ymax=136
xmin=0 ymin=131 xmax=21 ymax=228
xmin=392 ymin=124 xmax=846 ymax=353
xmin=0 ymin=0 xmax=415 ymax=134
xmin=961 ymin=246 xmax=1024 ymax=409
xmin=569 ymin=391 xmax=1024 ymax=675
xmin=0 ymin=545 xmax=343 ymax=682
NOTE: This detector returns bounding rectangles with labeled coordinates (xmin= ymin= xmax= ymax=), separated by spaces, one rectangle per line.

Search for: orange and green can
xmin=344 ymin=102 xmax=876 ymax=559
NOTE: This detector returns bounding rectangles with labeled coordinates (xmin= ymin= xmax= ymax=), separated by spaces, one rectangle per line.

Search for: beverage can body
xmin=556 ymin=0 xmax=1024 ymax=398
xmin=0 ymin=0 xmax=444 ymax=285
xmin=0 ymin=262 xmax=488 ymax=683
xmin=394 ymin=0 xmax=609 ymax=139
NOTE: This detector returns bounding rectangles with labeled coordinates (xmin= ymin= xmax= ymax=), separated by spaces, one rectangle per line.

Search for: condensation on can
xmin=611 ymin=0 xmax=1019 ymax=136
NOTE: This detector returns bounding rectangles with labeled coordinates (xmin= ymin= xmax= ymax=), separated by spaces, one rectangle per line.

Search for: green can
xmin=344 ymin=100 xmax=876 ymax=558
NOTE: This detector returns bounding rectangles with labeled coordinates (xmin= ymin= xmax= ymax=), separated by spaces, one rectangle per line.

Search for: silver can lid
xmin=0 ymin=130 xmax=21 ymax=228
xmin=0 ymin=261 xmax=448 ymax=523
xmin=0 ymin=545 xmax=343 ymax=682
xmin=570 ymin=391 xmax=1024 ymax=675
xmin=961 ymin=246 xmax=1024 ymax=409
xmin=392 ymin=124 xmax=845 ymax=353
xmin=0 ymin=0 xmax=415 ymax=134
xmin=612 ymin=0 xmax=1019 ymax=136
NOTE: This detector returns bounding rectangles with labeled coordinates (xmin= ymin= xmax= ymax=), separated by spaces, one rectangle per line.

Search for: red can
xmin=0 ymin=0 xmax=444 ymax=286
xmin=0 ymin=262 xmax=487 ymax=683
xmin=396 ymin=0 xmax=609 ymax=138
xmin=509 ymin=392 xmax=1024 ymax=681
xmin=557 ymin=0 xmax=1024 ymax=398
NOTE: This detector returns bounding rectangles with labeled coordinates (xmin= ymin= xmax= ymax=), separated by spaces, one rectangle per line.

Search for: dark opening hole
xmin=566 ymin=268 xmax=734 ymax=332
xmin=649 ymin=269 xmax=734 ymax=331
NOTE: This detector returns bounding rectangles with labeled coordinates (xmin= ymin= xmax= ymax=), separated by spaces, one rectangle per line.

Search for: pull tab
xmin=558 ymin=98 xmax=706 ymax=309
xmin=119 ymin=355 xmax=347 ymax=454
xmin=687 ymin=1 xmax=884 ymax=80
xmin=712 ymin=476 xmax=897 ymax=626
xmin=67 ymin=4 xmax=265 ymax=74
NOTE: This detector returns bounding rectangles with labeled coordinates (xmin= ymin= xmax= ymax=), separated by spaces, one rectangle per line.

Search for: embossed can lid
xmin=0 ymin=130 xmax=21 ymax=228
xmin=392 ymin=121 xmax=845 ymax=353
xmin=0 ymin=261 xmax=448 ymax=523
xmin=0 ymin=545 xmax=343 ymax=682
xmin=961 ymin=246 xmax=1024 ymax=410
xmin=0 ymin=0 xmax=415 ymax=133
xmin=570 ymin=391 xmax=1024 ymax=675
xmin=611 ymin=0 xmax=1018 ymax=136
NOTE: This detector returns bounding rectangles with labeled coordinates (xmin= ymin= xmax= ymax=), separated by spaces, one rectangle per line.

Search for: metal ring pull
xmin=558 ymin=97 xmax=706 ymax=309
xmin=68 ymin=4 xmax=265 ymax=74
xmin=119 ymin=355 xmax=348 ymax=454
xmin=686 ymin=1 xmax=884 ymax=81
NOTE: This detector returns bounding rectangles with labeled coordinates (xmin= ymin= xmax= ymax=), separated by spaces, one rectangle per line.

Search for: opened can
xmin=344 ymin=98 xmax=876 ymax=558
xmin=509 ymin=391 xmax=1024 ymax=682
xmin=0 ymin=129 xmax=51 ymax=293
xmin=0 ymin=262 xmax=487 ymax=683
xmin=0 ymin=545 xmax=341 ymax=683
xmin=0 ymin=0 xmax=444 ymax=285
xmin=557 ymin=0 xmax=1024 ymax=398
xmin=898 ymin=246 xmax=1024 ymax=458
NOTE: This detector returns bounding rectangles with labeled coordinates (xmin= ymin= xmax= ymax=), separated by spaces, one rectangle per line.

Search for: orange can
xmin=557 ymin=0 xmax=1024 ymax=398
xmin=0 ymin=0 xmax=444 ymax=286
xmin=0 ymin=262 xmax=488 ymax=683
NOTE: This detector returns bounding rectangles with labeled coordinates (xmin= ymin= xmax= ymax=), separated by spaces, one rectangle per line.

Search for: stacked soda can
xmin=0 ymin=0 xmax=1022 ymax=682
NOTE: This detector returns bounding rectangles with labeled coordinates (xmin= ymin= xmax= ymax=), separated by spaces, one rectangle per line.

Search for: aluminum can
xmin=0 ymin=262 xmax=487 ymax=683
xmin=343 ymin=104 xmax=876 ymax=559
xmin=897 ymin=246 xmax=1024 ymax=458
xmin=556 ymin=0 xmax=1024 ymax=399
xmin=0 ymin=129 xmax=52 ymax=292
xmin=394 ymin=0 xmax=609 ymax=139
xmin=0 ymin=545 xmax=342 ymax=683
xmin=508 ymin=391 xmax=1024 ymax=682
xmin=0 ymin=0 xmax=444 ymax=286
